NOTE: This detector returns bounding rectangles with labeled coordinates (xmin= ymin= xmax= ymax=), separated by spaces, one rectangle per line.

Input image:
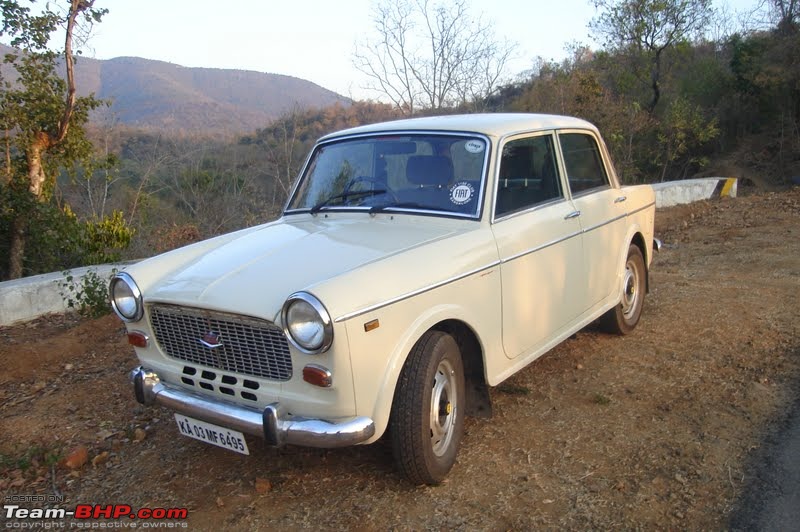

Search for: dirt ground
xmin=1 ymin=188 xmax=799 ymax=530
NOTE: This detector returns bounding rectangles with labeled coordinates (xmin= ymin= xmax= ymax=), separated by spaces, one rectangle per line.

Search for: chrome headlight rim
xmin=281 ymin=292 xmax=333 ymax=355
xmin=109 ymin=272 xmax=144 ymax=322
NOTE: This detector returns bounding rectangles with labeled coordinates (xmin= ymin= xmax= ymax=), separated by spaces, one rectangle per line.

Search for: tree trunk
xmin=27 ymin=134 xmax=49 ymax=196
xmin=5 ymin=136 xmax=49 ymax=280
xmin=7 ymin=216 xmax=26 ymax=280
xmin=3 ymin=129 xmax=10 ymax=185
xmin=648 ymin=51 xmax=662 ymax=114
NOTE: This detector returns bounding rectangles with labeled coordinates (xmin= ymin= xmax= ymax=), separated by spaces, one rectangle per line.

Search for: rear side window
xmin=559 ymin=133 xmax=609 ymax=194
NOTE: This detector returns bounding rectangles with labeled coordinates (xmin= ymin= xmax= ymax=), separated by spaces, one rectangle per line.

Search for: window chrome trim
xmin=555 ymin=129 xmax=616 ymax=192
xmin=287 ymin=205 xmax=480 ymax=220
xmin=284 ymin=130 xmax=492 ymax=220
xmin=491 ymin=130 xmax=566 ymax=224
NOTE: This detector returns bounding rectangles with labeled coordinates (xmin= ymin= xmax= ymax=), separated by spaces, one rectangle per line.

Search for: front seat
xmin=405 ymin=155 xmax=454 ymax=210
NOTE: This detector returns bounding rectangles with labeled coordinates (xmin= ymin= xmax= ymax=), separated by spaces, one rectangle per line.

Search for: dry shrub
xmin=153 ymin=223 xmax=202 ymax=253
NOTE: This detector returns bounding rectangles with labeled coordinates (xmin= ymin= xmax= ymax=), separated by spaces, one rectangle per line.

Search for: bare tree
xmin=590 ymin=0 xmax=713 ymax=113
xmin=353 ymin=0 xmax=515 ymax=114
xmin=124 ymin=135 xmax=173 ymax=226
xmin=264 ymin=107 xmax=304 ymax=211
xmin=764 ymin=0 xmax=799 ymax=32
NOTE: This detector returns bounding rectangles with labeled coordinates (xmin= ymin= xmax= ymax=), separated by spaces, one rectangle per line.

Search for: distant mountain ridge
xmin=0 ymin=44 xmax=350 ymax=135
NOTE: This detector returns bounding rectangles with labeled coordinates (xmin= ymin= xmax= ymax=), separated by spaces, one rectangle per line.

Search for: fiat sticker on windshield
xmin=449 ymin=181 xmax=475 ymax=205
xmin=464 ymin=140 xmax=485 ymax=154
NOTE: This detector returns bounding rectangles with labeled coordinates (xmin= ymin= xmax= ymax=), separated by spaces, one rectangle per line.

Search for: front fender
xmin=343 ymin=270 xmax=501 ymax=443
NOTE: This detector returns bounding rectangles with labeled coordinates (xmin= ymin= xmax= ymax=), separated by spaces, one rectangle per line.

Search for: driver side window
xmin=495 ymin=134 xmax=561 ymax=217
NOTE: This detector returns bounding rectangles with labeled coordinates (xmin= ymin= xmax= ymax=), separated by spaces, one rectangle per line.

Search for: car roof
xmin=318 ymin=113 xmax=598 ymax=141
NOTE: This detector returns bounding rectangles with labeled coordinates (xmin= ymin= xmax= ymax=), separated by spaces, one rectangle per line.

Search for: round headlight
xmin=282 ymin=293 xmax=333 ymax=354
xmin=110 ymin=272 xmax=143 ymax=322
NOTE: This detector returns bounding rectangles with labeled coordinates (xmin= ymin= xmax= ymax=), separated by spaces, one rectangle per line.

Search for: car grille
xmin=148 ymin=304 xmax=292 ymax=381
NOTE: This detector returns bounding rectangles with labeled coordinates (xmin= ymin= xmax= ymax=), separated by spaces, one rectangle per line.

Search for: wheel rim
xmin=621 ymin=258 xmax=640 ymax=319
xmin=430 ymin=358 xmax=457 ymax=457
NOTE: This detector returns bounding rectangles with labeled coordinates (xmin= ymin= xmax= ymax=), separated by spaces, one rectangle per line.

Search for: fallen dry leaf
xmin=92 ymin=451 xmax=110 ymax=468
xmin=62 ymin=446 xmax=89 ymax=469
xmin=255 ymin=477 xmax=272 ymax=494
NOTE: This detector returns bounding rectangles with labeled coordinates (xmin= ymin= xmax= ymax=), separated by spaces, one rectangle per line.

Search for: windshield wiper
xmin=309 ymin=189 xmax=387 ymax=214
xmin=368 ymin=202 xmax=424 ymax=214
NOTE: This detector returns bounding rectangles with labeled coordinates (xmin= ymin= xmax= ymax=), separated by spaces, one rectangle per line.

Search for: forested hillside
xmin=0 ymin=43 xmax=349 ymax=136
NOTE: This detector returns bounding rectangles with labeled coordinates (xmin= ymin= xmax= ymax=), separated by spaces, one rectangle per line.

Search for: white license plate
xmin=174 ymin=414 xmax=250 ymax=455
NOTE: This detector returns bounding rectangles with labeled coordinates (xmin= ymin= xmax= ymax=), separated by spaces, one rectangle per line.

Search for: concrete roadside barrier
xmin=652 ymin=177 xmax=737 ymax=208
xmin=0 ymin=263 xmax=126 ymax=326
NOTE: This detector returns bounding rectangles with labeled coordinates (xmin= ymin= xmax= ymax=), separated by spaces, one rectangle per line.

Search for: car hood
xmin=127 ymin=214 xmax=479 ymax=322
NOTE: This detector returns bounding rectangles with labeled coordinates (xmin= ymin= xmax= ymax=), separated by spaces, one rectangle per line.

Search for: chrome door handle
xmin=614 ymin=196 xmax=627 ymax=203
xmin=564 ymin=210 xmax=581 ymax=220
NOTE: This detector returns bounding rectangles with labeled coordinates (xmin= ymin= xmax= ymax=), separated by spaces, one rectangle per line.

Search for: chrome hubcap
xmin=621 ymin=260 xmax=639 ymax=318
xmin=430 ymin=359 xmax=457 ymax=457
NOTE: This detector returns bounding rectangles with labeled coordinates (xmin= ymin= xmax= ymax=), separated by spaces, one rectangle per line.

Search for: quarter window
xmin=559 ymin=133 xmax=609 ymax=194
xmin=495 ymin=135 xmax=561 ymax=217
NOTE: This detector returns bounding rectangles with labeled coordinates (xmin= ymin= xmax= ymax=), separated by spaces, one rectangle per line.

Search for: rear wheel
xmin=390 ymin=330 xmax=465 ymax=485
xmin=601 ymin=244 xmax=646 ymax=335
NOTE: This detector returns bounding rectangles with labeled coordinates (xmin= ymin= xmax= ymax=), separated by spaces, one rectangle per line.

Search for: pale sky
xmin=80 ymin=0 xmax=760 ymax=100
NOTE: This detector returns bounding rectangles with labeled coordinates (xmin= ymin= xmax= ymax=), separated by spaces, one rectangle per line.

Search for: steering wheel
xmin=344 ymin=176 xmax=400 ymax=203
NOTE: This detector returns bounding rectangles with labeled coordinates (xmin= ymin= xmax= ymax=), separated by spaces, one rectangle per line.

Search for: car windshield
xmin=285 ymin=133 xmax=488 ymax=218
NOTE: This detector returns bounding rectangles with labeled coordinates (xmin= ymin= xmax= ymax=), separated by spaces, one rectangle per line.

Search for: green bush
xmin=0 ymin=185 xmax=134 ymax=279
xmin=58 ymin=267 xmax=116 ymax=319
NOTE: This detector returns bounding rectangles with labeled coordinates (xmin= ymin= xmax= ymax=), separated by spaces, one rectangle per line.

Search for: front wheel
xmin=600 ymin=244 xmax=646 ymax=335
xmin=390 ymin=330 xmax=465 ymax=485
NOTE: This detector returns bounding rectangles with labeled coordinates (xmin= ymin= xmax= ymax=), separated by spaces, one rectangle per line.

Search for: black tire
xmin=600 ymin=244 xmax=646 ymax=335
xmin=390 ymin=330 xmax=465 ymax=485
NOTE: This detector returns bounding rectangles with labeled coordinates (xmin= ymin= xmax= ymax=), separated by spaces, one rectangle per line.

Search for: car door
xmin=491 ymin=132 xmax=584 ymax=359
xmin=557 ymin=131 xmax=628 ymax=308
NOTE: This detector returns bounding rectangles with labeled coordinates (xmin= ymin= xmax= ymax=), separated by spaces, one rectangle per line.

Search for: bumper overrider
xmin=130 ymin=366 xmax=375 ymax=448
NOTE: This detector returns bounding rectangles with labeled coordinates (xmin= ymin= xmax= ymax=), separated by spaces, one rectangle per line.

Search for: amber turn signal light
xmin=127 ymin=331 xmax=149 ymax=348
xmin=303 ymin=364 xmax=332 ymax=388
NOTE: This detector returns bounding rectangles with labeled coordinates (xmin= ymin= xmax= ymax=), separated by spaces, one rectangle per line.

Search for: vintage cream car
xmin=111 ymin=113 xmax=658 ymax=485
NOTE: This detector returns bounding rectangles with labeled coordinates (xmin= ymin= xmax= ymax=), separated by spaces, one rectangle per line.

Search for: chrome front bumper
xmin=130 ymin=366 xmax=375 ymax=448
